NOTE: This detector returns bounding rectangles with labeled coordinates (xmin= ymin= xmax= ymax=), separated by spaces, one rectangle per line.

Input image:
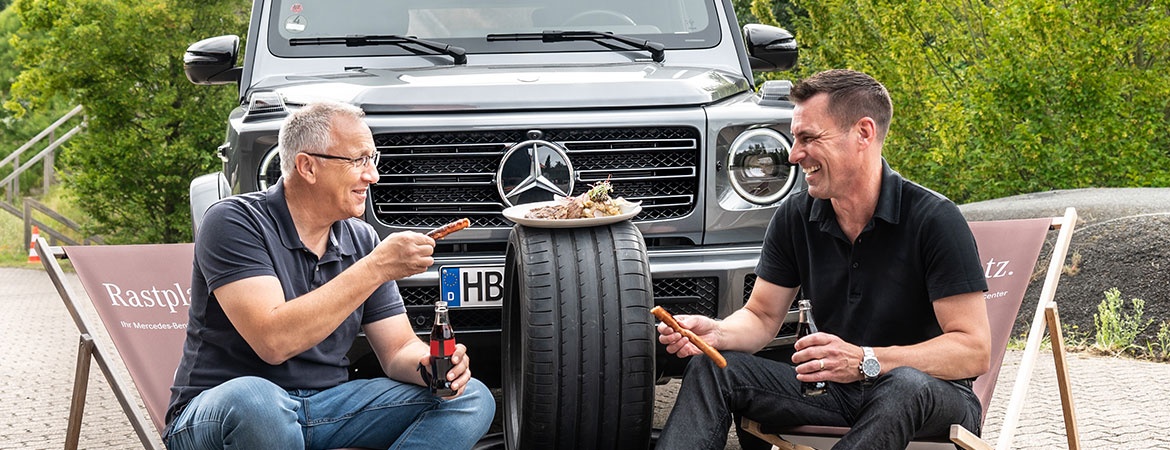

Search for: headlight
xmin=258 ymin=147 xmax=282 ymax=190
xmin=727 ymin=128 xmax=796 ymax=205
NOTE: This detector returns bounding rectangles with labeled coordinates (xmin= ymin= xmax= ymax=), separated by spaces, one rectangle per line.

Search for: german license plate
xmin=439 ymin=265 xmax=505 ymax=308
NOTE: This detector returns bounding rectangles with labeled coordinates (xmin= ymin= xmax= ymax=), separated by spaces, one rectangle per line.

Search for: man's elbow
xmin=251 ymin=340 xmax=294 ymax=366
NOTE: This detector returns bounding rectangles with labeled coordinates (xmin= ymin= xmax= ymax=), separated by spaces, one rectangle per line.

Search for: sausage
xmin=651 ymin=306 xmax=727 ymax=369
xmin=426 ymin=218 xmax=471 ymax=240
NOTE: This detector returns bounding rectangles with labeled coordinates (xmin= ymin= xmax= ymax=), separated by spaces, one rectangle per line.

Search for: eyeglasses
xmin=303 ymin=152 xmax=380 ymax=169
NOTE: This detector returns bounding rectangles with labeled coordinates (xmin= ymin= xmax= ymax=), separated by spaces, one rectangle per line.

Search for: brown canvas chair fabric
xmin=39 ymin=240 xmax=393 ymax=450
xmin=38 ymin=239 xmax=192 ymax=450
xmin=742 ymin=208 xmax=1082 ymax=450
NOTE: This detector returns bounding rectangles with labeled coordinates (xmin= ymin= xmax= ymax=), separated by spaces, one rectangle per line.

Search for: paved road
xmin=4 ymin=264 xmax=1169 ymax=449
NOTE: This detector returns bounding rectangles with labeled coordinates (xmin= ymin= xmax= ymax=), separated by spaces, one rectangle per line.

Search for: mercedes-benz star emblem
xmin=497 ymin=140 xmax=574 ymax=207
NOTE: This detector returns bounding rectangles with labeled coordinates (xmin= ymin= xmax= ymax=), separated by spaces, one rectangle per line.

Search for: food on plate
xmin=426 ymin=218 xmax=471 ymax=240
xmin=524 ymin=180 xmax=639 ymax=220
xmin=651 ymin=306 xmax=728 ymax=369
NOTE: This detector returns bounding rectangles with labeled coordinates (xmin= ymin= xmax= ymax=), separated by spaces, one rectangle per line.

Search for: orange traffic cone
xmin=27 ymin=226 xmax=40 ymax=264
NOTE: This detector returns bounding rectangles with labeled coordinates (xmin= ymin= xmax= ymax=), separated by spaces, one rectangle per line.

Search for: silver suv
xmin=185 ymin=0 xmax=800 ymax=447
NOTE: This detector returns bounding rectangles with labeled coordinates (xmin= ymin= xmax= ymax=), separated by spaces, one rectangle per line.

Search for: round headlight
xmin=258 ymin=147 xmax=282 ymax=190
xmin=727 ymin=128 xmax=796 ymax=205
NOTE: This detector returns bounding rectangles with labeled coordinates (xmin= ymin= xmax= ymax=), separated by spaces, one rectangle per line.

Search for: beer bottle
xmin=429 ymin=300 xmax=457 ymax=396
xmin=797 ymin=299 xmax=827 ymax=397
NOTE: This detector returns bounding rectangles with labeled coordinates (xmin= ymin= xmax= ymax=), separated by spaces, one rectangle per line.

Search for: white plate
xmin=501 ymin=200 xmax=642 ymax=228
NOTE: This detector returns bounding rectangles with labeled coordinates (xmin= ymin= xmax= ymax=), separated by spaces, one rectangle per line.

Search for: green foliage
xmin=6 ymin=0 xmax=247 ymax=243
xmin=784 ymin=0 xmax=1170 ymax=203
xmin=1092 ymin=288 xmax=1152 ymax=356
xmin=1153 ymin=321 xmax=1170 ymax=361
xmin=0 ymin=5 xmax=74 ymax=196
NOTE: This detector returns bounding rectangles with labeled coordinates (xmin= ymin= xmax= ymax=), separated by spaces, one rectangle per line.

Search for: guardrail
xmin=1 ymin=105 xmax=85 ymax=206
xmin=0 ymin=105 xmax=103 ymax=250
xmin=23 ymin=197 xmax=104 ymax=247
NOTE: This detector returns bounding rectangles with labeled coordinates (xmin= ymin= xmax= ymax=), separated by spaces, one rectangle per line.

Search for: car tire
xmin=502 ymin=221 xmax=655 ymax=450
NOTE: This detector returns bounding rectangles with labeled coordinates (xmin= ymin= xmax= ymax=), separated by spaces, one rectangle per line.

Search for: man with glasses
xmin=165 ymin=101 xmax=495 ymax=450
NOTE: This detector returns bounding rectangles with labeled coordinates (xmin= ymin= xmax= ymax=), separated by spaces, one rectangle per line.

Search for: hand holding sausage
xmin=370 ymin=231 xmax=435 ymax=282
xmin=652 ymin=306 xmax=727 ymax=368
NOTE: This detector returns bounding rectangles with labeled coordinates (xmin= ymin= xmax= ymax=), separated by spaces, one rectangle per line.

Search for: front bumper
xmin=370 ymin=242 xmax=795 ymax=382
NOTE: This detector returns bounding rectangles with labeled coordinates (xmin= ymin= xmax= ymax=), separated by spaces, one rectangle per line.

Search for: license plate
xmin=439 ymin=265 xmax=505 ymax=308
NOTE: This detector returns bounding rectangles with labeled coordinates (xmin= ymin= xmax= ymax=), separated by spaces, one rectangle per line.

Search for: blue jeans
xmin=656 ymin=352 xmax=982 ymax=450
xmin=164 ymin=376 xmax=495 ymax=450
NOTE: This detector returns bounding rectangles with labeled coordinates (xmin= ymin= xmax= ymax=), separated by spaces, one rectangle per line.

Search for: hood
xmin=249 ymin=63 xmax=751 ymax=112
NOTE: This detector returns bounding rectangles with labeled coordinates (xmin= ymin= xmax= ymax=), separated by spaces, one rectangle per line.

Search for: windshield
xmin=268 ymin=0 xmax=720 ymax=58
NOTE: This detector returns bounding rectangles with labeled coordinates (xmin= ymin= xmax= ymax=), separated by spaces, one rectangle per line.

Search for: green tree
xmin=786 ymin=0 xmax=1170 ymax=203
xmin=1 ymin=4 xmax=74 ymax=196
xmin=7 ymin=0 xmax=247 ymax=243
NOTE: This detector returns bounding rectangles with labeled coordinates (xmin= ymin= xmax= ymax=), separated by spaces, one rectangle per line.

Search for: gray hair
xmin=278 ymin=101 xmax=366 ymax=178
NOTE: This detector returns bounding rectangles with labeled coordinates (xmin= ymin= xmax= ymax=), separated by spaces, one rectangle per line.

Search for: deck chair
xmin=742 ymin=207 xmax=1082 ymax=450
xmin=37 ymin=238 xmax=192 ymax=450
xmin=37 ymin=239 xmax=429 ymax=450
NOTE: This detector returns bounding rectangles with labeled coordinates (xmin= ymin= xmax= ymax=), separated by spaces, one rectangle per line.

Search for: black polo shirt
xmin=756 ymin=160 xmax=987 ymax=347
xmin=167 ymin=182 xmax=404 ymax=424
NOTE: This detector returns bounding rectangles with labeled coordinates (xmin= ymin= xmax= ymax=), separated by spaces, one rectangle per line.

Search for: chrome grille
xmin=370 ymin=127 xmax=701 ymax=228
xmin=653 ymin=277 xmax=718 ymax=317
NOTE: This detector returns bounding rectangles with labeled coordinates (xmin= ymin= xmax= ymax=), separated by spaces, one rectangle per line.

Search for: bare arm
xmin=365 ymin=314 xmax=473 ymax=397
xmin=794 ymin=291 xmax=991 ymax=384
xmin=215 ymin=231 xmax=435 ymax=365
xmin=658 ymin=277 xmax=799 ymax=356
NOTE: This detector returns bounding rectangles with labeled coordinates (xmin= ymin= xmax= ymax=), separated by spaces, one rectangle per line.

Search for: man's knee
xmin=199 ymin=376 xmax=297 ymax=419
xmin=875 ymin=366 xmax=958 ymax=405
xmin=451 ymin=378 xmax=496 ymax=420
xmin=684 ymin=351 xmax=754 ymax=376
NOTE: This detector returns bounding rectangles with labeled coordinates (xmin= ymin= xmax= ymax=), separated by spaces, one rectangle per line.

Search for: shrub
xmin=1092 ymin=288 xmax=1152 ymax=356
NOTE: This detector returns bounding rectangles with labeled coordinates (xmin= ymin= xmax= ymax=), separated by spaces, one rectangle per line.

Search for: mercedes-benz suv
xmin=185 ymin=1 xmax=801 ymax=445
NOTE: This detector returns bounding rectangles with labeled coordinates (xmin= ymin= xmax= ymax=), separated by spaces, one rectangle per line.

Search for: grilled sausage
xmin=651 ymin=306 xmax=728 ymax=368
xmin=426 ymin=218 xmax=471 ymax=240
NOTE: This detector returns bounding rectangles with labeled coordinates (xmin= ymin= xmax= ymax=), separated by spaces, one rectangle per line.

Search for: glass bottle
xmin=429 ymin=300 xmax=457 ymax=396
xmin=797 ymin=299 xmax=827 ymax=396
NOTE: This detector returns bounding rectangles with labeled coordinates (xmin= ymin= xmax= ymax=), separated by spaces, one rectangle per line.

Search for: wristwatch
xmin=860 ymin=346 xmax=881 ymax=382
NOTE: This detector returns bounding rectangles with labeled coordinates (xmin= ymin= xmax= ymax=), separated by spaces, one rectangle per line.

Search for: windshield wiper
xmin=486 ymin=31 xmax=665 ymax=63
xmin=289 ymin=35 xmax=467 ymax=65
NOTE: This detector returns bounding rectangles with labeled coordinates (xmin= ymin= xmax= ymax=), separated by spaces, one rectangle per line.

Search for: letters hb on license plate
xmin=439 ymin=265 xmax=504 ymax=308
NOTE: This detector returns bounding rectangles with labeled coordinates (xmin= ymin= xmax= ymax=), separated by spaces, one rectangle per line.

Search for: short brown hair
xmin=790 ymin=69 xmax=892 ymax=140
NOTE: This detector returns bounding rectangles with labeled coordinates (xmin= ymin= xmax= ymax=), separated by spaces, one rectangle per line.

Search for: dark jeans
xmin=656 ymin=352 xmax=982 ymax=450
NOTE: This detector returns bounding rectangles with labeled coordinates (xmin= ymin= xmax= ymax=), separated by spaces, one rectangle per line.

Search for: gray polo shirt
xmin=166 ymin=182 xmax=404 ymax=424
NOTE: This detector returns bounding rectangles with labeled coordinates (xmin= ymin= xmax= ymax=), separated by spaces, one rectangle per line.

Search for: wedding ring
xmin=818 ymin=359 xmax=825 ymax=371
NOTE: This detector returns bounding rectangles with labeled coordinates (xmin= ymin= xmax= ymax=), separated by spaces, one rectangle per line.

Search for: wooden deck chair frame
xmin=37 ymin=238 xmax=168 ymax=450
xmin=742 ymin=207 xmax=1082 ymax=450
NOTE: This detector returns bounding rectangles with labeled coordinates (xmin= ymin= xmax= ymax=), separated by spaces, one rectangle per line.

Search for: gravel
xmin=959 ymin=187 xmax=1170 ymax=350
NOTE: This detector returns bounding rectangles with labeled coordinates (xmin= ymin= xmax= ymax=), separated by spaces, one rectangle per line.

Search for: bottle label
xmin=430 ymin=338 xmax=456 ymax=356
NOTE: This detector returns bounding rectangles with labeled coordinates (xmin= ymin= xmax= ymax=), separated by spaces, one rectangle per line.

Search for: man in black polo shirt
xmin=165 ymin=102 xmax=495 ymax=449
xmin=655 ymin=69 xmax=990 ymax=449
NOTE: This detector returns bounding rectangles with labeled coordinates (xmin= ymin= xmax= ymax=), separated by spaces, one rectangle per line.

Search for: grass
xmin=0 ymin=205 xmax=29 ymax=267
xmin=0 ymin=186 xmax=92 ymax=268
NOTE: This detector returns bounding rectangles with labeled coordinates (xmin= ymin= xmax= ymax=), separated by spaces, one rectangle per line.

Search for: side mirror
xmin=184 ymin=35 xmax=242 ymax=85
xmin=743 ymin=24 xmax=798 ymax=72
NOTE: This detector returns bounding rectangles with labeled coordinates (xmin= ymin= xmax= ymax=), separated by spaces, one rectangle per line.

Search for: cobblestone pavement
xmin=5 ymin=266 xmax=1170 ymax=449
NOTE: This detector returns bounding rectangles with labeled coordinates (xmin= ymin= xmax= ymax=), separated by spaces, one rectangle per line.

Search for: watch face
xmin=862 ymin=359 xmax=880 ymax=377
